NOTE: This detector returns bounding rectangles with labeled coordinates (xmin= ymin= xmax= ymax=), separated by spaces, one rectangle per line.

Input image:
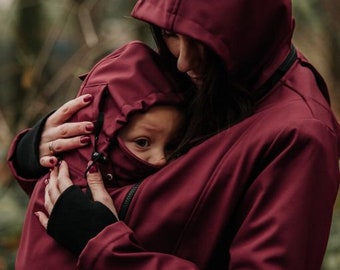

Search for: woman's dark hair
xmin=151 ymin=25 xmax=254 ymax=155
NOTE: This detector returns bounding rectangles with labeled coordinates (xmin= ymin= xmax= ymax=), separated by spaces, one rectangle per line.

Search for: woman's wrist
xmin=47 ymin=185 xmax=118 ymax=255
xmin=14 ymin=112 xmax=54 ymax=178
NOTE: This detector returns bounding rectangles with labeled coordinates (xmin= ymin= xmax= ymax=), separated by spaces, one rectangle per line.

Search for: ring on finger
xmin=48 ymin=141 xmax=56 ymax=155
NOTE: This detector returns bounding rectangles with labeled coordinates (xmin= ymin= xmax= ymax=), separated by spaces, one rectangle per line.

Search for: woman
xmin=8 ymin=0 xmax=340 ymax=269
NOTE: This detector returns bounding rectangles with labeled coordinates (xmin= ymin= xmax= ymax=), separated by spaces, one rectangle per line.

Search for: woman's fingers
xmin=38 ymin=160 xmax=118 ymax=230
xmin=40 ymin=156 xmax=59 ymax=168
xmin=56 ymin=161 xmax=73 ymax=192
xmin=42 ymin=122 xmax=94 ymax=143
xmin=48 ymin=94 xmax=93 ymax=125
xmin=38 ymin=95 xmax=94 ymax=167
xmin=38 ymin=161 xmax=74 ymax=228
xmin=44 ymin=179 xmax=54 ymax=215
xmin=86 ymin=163 xmax=118 ymax=218
xmin=44 ymin=161 xmax=73 ymax=213
xmin=45 ymin=166 xmax=61 ymax=207
xmin=40 ymin=123 xmax=93 ymax=155
xmin=35 ymin=211 xmax=49 ymax=229
xmin=41 ymin=134 xmax=85 ymax=167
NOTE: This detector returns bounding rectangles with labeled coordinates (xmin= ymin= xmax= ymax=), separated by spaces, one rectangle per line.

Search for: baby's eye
xmin=135 ymin=138 xmax=150 ymax=148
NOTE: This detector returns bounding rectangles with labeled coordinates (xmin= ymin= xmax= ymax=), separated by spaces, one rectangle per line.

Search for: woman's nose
xmin=176 ymin=36 xmax=198 ymax=73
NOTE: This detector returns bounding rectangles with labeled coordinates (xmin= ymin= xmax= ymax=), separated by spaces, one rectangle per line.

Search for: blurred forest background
xmin=0 ymin=0 xmax=339 ymax=269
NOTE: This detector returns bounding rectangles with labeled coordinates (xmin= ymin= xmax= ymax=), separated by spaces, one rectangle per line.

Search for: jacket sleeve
xmin=78 ymin=222 xmax=199 ymax=270
xmin=45 ymin=183 xmax=199 ymax=269
xmin=47 ymin=185 xmax=118 ymax=256
xmin=228 ymin=120 xmax=339 ymax=269
xmin=7 ymin=114 xmax=51 ymax=195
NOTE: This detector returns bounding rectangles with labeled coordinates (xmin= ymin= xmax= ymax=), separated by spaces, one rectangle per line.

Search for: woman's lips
xmin=187 ymin=71 xmax=203 ymax=85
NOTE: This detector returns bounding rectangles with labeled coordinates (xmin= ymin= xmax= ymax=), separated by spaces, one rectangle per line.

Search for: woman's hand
xmin=39 ymin=94 xmax=95 ymax=168
xmin=36 ymin=160 xmax=118 ymax=229
xmin=35 ymin=160 xmax=118 ymax=255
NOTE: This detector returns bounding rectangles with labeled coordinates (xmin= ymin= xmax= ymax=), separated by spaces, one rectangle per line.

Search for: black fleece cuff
xmin=47 ymin=185 xmax=118 ymax=255
xmin=14 ymin=112 xmax=54 ymax=178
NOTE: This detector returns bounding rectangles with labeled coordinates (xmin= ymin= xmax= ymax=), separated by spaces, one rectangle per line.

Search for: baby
xmin=12 ymin=41 xmax=187 ymax=268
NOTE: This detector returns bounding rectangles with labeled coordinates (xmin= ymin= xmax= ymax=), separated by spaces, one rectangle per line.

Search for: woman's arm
xmin=36 ymin=161 xmax=199 ymax=270
xmin=36 ymin=161 xmax=119 ymax=255
xmin=7 ymin=94 xmax=94 ymax=181
xmin=10 ymin=112 xmax=54 ymax=179
xmin=228 ymin=121 xmax=339 ymax=269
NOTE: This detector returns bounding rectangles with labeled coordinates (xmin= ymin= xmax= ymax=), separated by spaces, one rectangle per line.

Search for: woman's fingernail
xmin=80 ymin=136 xmax=90 ymax=144
xmin=44 ymin=178 xmax=49 ymax=185
xmin=85 ymin=124 xmax=94 ymax=132
xmin=89 ymin=165 xmax=98 ymax=173
xmin=83 ymin=95 xmax=93 ymax=103
xmin=34 ymin=212 xmax=39 ymax=217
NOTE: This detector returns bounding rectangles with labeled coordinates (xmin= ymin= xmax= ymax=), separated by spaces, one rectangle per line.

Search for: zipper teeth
xmin=118 ymin=182 xmax=141 ymax=220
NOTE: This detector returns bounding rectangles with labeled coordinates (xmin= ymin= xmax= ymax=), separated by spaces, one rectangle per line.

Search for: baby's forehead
xmin=130 ymin=104 xmax=183 ymax=119
xmin=122 ymin=105 xmax=183 ymax=131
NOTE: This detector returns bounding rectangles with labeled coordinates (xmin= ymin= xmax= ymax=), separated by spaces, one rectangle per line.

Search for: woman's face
xmin=161 ymin=30 xmax=205 ymax=87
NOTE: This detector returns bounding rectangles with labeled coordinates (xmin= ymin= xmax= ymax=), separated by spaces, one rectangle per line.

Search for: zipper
xmin=118 ymin=182 xmax=141 ymax=220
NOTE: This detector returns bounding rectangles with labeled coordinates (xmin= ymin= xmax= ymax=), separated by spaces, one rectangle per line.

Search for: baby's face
xmin=118 ymin=106 xmax=184 ymax=166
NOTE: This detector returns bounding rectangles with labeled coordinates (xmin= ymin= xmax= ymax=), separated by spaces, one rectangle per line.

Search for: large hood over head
xmin=78 ymin=41 xmax=184 ymax=138
xmin=66 ymin=41 xmax=184 ymax=184
xmin=132 ymin=0 xmax=295 ymax=89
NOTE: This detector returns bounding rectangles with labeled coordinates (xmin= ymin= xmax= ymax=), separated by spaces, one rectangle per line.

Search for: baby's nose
xmin=149 ymin=153 xmax=167 ymax=167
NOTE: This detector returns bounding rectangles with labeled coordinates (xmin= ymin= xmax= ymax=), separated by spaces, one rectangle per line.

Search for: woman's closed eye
xmin=160 ymin=29 xmax=178 ymax=39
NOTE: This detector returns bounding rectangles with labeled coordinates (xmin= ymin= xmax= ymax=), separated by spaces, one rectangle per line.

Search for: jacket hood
xmin=67 ymin=41 xmax=184 ymax=185
xmin=131 ymin=0 xmax=295 ymax=90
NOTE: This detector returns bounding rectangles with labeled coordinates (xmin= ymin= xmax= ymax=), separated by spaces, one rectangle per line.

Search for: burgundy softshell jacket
xmin=8 ymin=0 xmax=340 ymax=269
xmin=8 ymin=41 xmax=185 ymax=269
